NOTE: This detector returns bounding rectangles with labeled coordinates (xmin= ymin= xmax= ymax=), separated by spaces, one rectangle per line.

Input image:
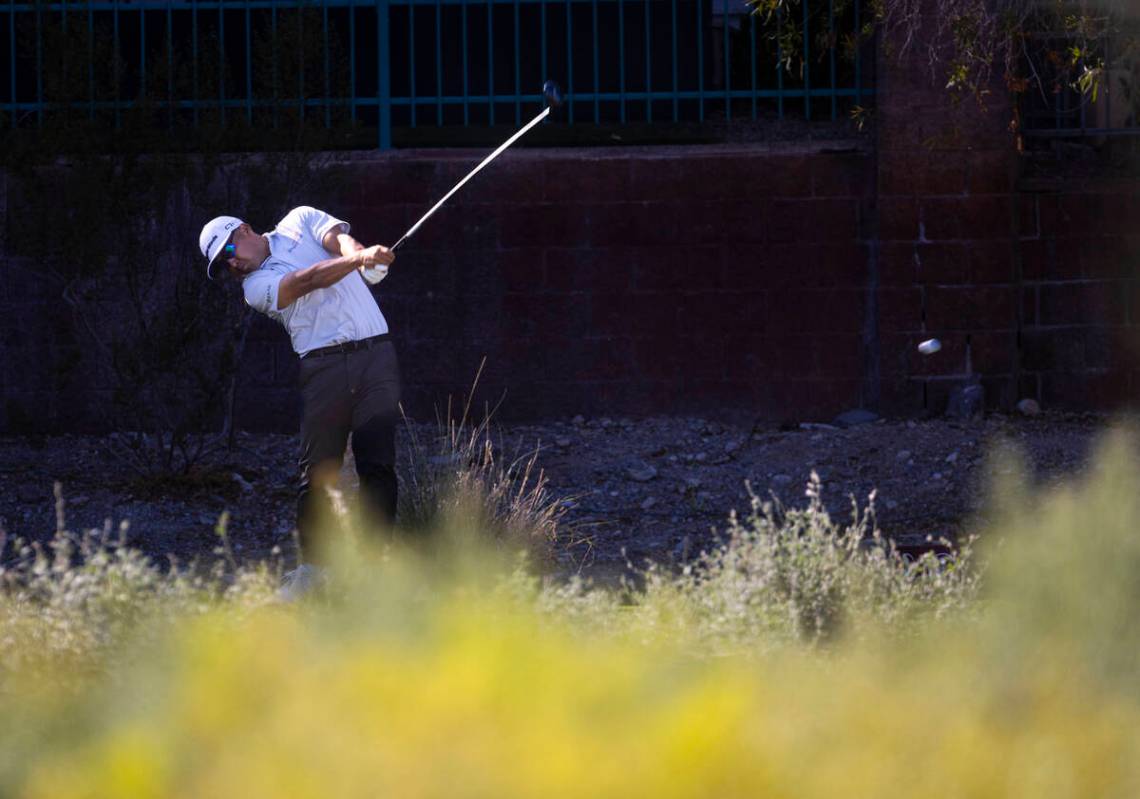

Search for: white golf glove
xmin=361 ymin=264 xmax=389 ymax=285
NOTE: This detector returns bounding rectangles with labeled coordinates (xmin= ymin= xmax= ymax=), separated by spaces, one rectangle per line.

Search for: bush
xmin=3 ymin=428 xmax=1140 ymax=797
xmin=633 ymin=471 xmax=980 ymax=653
xmin=395 ymin=364 xmax=581 ymax=567
xmin=0 ymin=486 xmax=277 ymax=681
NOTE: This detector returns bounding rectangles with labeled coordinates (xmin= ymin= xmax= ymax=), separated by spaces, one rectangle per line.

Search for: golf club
xmin=361 ymin=80 xmax=564 ymax=284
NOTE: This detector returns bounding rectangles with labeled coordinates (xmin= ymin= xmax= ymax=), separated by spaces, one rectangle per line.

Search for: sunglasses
xmin=222 ymin=239 xmax=237 ymax=258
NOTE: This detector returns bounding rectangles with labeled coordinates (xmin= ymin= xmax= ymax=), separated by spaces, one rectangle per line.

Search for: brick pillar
xmin=873 ymin=0 xmax=1020 ymax=415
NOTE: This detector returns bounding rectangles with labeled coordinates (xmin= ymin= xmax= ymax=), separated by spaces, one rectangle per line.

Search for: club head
xmin=542 ymin=80 xmax=564 ymax=110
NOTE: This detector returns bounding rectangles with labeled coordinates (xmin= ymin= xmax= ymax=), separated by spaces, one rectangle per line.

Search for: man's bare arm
xmin=276 ymin=245 xmax=394 ymax=309
xmin=322 ymin=224 xmax=365 ymax=257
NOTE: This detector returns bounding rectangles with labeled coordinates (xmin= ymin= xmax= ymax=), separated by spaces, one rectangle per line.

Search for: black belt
xmin=300 ymin=333 xmax=390 ymax=360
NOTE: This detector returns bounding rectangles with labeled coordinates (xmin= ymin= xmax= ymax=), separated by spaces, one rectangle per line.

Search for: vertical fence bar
xmin=802 ymin=0 xmax=810 ymax=121
xmin=1079 ymin=32 xmax=1088 ymax=133
xmin=775 ymin=4 xmax=782 ymax=119
xmin=591 ymin=0 xmax=598 ymax=122
xmin=829 ymin=0 xmax=836 ymax=120
xmin=192 ymin=0 xmax=199 ymax=126
xmin=35 ymin=2 xmax=42 ymax=128
xmin=670 ymin=0 xmax=677 ymax=121
xmin=541 ymin=0 xmax=547 ymax=97
xmin=324 ymin=0 xmax=331 ymax=128
xmin=350 ymin=1 xmax=356 ymax=123
xmin=696 ymin=0 xmax=703 ymax=121
xmin=378 ymin=0 xmax=391 ymax=147
xmin=644 ymin=0 xmax=651 ymax=122
xmin=410 ymin=0 xmax=416 ymax=127
xmin=1053 ymin=70 xmax=1060 ymax=130
xmin=167 ymin=0 xmax=173 ymax=129
xmin=618 ymin=0 xmax=624 ymax=123
xmin=566 ymin=0 xmax=573 ymax=124
xmin=88 ymin=1 xmax=95 ymax=120
xmin=488 ymin=0 xmax=494 ymax=125
xmin=513 ymin=0 xmax=520 ymax=127
xmin=436 ymin=0 xmax=442 ymax=124
xmin=113 ymin=0 xmax=120 ymax=128
xmin=219 ymin=0 xmax=226 ymax=127
xmin=462 ymin=0 xmax=468 ymax=125
xmin=9 ymin=5 xmax=16 ymax=128
xmin=271 ymin=3 xmax=277 ymax=128
xmin=749 ymin=4 xmax=756 ymax=119
xmin=61 ymin=2 xmax=68 ymax=125
xmin=140 ymin=2 xmax=147 ymax=104
xmin=298 ymin=3 xmax=305 ymax=124
xmin=61 ymin=1 xmax=68 ymax=126
xmin=1104 ymin=35 xmax=1111 ymax=133
xmin=246 ymin=1 xmax=253 ymax=125
xmin=722 ymin=0 xmax=729 ymax=119
xmin=853 ymin=0 xmax=860 ymax=107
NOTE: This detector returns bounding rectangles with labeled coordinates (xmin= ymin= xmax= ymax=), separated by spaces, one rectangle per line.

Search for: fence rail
xmin=1019 ymin=26 xmax=1140 ymax=140
xmin=2 ymin=0 xmax=873 ymax=148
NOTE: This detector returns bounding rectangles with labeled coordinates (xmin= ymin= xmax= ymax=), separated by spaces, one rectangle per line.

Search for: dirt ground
xmin=0 ymin=410 xmax=1117 ymax=581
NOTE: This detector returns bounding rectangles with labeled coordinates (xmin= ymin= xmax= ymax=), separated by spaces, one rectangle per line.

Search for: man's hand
xmin=320 ymin=226 xmax=394 ymax=283
xmin=357 ymin=245 xmax=394 ymax=286
xmin=357 ymin=245 xmax=395 ymax=269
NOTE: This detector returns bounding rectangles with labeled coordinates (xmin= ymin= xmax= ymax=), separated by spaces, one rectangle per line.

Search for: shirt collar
xmin=261 ymin=231 xmax=283 ymax=265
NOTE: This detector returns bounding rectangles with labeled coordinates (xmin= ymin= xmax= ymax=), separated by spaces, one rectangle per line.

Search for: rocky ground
xmin=0 ymin=410 xmax=1117 ymax=582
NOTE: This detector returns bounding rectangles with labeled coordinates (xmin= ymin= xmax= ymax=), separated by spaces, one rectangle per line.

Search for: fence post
xmin=377 ymin=0 xmax=392 ymax=149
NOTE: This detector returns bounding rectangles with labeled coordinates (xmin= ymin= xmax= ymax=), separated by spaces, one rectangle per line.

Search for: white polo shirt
xmin=242 ymin=206 xmax=389 ymax=357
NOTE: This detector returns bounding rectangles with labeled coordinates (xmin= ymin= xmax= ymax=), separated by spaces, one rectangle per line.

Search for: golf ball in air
xmin=918 ymin=338 xmax=942 ymax=355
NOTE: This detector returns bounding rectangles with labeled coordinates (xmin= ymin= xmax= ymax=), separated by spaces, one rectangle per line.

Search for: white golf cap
xmin=199 ymin=215 xmax=244 ymax=281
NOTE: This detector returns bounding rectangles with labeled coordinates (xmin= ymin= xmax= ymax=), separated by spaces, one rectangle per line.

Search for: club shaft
xmin=391 ymin=105 xmax=552 ymax=251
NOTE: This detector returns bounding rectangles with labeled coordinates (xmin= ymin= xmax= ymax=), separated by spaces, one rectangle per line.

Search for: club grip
xmin=360 ymin=240 xmax=399 ymax=286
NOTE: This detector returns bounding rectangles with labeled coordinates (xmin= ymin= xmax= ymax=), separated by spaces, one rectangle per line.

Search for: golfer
xmin=199 ymin=206 xmax=399 ymax=595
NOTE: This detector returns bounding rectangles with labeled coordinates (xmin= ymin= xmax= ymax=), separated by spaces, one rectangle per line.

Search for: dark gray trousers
xmin=295 ymin=338 xmax=401 ymax=564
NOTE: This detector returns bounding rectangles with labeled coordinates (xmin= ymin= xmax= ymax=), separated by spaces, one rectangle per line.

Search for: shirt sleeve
xmin=242 ymin=265 xmax=286 ymax=318
xmin=295 ymin=205 xmax=350 ymax=250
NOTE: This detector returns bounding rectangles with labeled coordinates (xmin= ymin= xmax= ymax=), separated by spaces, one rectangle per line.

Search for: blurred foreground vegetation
xmin=2 ymin=426 xmax=1139 ymax=798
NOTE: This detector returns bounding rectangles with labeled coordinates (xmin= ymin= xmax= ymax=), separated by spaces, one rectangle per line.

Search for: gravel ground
xmin=0 ymin=410 xmax=1114 ymax=581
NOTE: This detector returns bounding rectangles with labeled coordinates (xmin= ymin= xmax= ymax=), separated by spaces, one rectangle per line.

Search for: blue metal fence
xmin=2 ymin=0 xmax=873 ymax=148
xmin=1019 ymin=27 xmax=1140 ymax=139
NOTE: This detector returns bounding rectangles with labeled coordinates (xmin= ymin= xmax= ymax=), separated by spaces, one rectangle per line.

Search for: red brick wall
xmin=1017 ymin=176 xmax=1140 ymax=408
xmin=870 ymin=11 xmax=1140 ymax=419
xmin=7 ymin=138 xmax=1135 ymax=434
xmin=871 ymin=11 xmax=1027 ymax=416
xmin=278 ymin=144 xmax=877 ymax=429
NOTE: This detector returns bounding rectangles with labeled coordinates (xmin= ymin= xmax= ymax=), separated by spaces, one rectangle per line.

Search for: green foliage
xmin=747 ymin=0 xmax=871 ymax=79
xmin=645 ymin=471 xmax=979 ymax=651
xmin=873 ymin=0 xmax=1139 ymax=132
